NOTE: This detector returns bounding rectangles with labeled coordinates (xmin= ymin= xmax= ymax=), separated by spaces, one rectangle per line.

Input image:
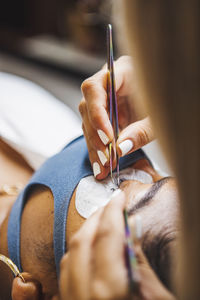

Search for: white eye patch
xmin=75 ymin=168 xmax=153 ymax=219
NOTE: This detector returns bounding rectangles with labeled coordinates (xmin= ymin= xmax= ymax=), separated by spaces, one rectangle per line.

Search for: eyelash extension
xmin=111 ymin=187 xmax=118 ymax=192
xmin=119 ymin=177 xmax=126 ymax=184
xmin=110 ymin=177 xmax=127 ymax=192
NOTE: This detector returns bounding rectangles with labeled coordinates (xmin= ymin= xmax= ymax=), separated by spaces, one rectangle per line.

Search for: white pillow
xmin=0 ymin=72 xmax=82 ymax=169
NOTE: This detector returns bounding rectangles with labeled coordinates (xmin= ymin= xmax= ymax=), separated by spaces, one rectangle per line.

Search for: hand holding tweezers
xmin=107 ymin=24 xmax=139 ymax=293
xmin=107 ymin=24 xmax=120 ymax=187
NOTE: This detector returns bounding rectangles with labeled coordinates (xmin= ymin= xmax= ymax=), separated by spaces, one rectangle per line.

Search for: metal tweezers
xmin=107 ymin=24 xmax=120 ymax=187
xmin=107 ymin=24 xmax=138 ymax=293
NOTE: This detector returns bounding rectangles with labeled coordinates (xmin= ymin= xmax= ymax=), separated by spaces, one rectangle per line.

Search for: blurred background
xmin=0 ymin=0 xmax=171 ymax=174
xmin=0 ymin=0 xmax=115 ymax=114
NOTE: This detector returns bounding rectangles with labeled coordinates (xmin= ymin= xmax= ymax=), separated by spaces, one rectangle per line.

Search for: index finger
xmin=81 ymin=69 xmax=113 ymax=144
xmin=81 ymin=56 xmax=134 ymax=146
xmin=60 ymin=209 xmax=103 ymax=300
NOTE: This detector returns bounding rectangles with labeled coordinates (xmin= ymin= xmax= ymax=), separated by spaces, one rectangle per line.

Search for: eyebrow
xmin=127 ymin=177 xmax=172 ymax=216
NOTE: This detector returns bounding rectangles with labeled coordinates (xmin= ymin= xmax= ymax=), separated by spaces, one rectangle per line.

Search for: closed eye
xmin=128 ymin=177 xmax=172 ymax=215
xmin=111 ymin=177 xmax=127 ymax=192
xmin=119 ymin=177 xmax=126 ymax=184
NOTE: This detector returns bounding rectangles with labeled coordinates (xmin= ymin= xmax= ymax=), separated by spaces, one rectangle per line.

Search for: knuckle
xmin=138 ymin=125 xmax=150 ymax=145
xmin=87 ymin=132 xmax=94 ymax=146
xmin=81 ymin=78 xmax=95 ymax=95
xmin=87 ymin=132 xmax=100 ymax=150
xmin=89 ymin=108 xmax=101 ymax=126
xmin=78 ymin=100 xmax=86 ymax=115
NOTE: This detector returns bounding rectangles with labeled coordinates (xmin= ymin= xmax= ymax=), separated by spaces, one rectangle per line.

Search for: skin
xmin=0 ymin=140 xmax=178 ymax=299
xmin=59 ymin=192 xmax=176 ymax=300
xmin=0 ymin=139 xmax=34 ymax=298
xmin=79 ymin=56 xmax=155 ymax=180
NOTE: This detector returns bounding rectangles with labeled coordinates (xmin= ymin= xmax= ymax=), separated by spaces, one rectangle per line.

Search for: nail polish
xmin=93 ymin=162 xmax=101 ymax=177
xmin=118 ymin=140 xmax=133 ymax=156
xmin=97 ymin=150 xmax=108 ymax=166
xmin=97 ymin=129 xmax=109 ymax=145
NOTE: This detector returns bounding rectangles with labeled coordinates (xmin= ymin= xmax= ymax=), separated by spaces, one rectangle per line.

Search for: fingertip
xmin=97 ymin=129 xmax=110 ymax=145
xmin=93 ymin=162 xmax=101 ymax=178
xmin=117 ymin=139 xmax=134 ymax=157
xmin=93 ymin=163 xmax=110 ymax=180
xmin=97 ymin=150 xmax=108 ymax=166
xmin=12 ymin=274 xmax=42 ymax=300
xmin=91 ymin=116 xmax=113 ymax=144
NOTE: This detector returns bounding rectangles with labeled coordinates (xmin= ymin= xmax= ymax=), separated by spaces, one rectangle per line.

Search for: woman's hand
xmin=59 ymin=191 xmax=128 ymax=300
xmin=12 ymin=273 xmax=43 ymax=300
xmin=59 ymin=190 xmax=175 ymax=300
xmin=79 ymin=56 xmax=154 ymax=180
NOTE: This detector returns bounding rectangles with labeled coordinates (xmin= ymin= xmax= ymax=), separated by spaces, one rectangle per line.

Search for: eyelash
xmin=110 ymin=177 xmax=127 ymax=192
xmin=119 ymin=177 xmax=126 ymax=184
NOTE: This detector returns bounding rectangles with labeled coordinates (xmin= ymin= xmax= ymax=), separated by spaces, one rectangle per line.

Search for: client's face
xmin=67 ymin=158 xmax=178 ymax=290
xmin=121 ymin=175 xmax=178 ymax=289
xmin=2 ymin=159 xmax=178 ymax=298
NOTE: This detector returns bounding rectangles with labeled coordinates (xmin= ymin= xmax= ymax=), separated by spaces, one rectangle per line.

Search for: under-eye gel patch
xmin=75 ymin=167 xmax=153 ymax=219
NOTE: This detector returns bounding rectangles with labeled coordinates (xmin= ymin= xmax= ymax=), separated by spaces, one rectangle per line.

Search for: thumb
xmin=117 ymin=117 xmax=154 ymax=157
xmin=12 ymin=273 xmax=43 ymax=300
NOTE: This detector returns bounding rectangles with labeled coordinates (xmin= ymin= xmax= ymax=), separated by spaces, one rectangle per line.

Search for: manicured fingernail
xmin=97 ymin=150 xmax=108 ymax=166
xmin=93 ymin=162 xmax=101 ymax=177
xmin=135 ymin=215 xmax=142 ymax=240
xmin=97 ymin=129 xmax=109 ymax=145
xmin=118 ymin=140 xmax=133 ymax=156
